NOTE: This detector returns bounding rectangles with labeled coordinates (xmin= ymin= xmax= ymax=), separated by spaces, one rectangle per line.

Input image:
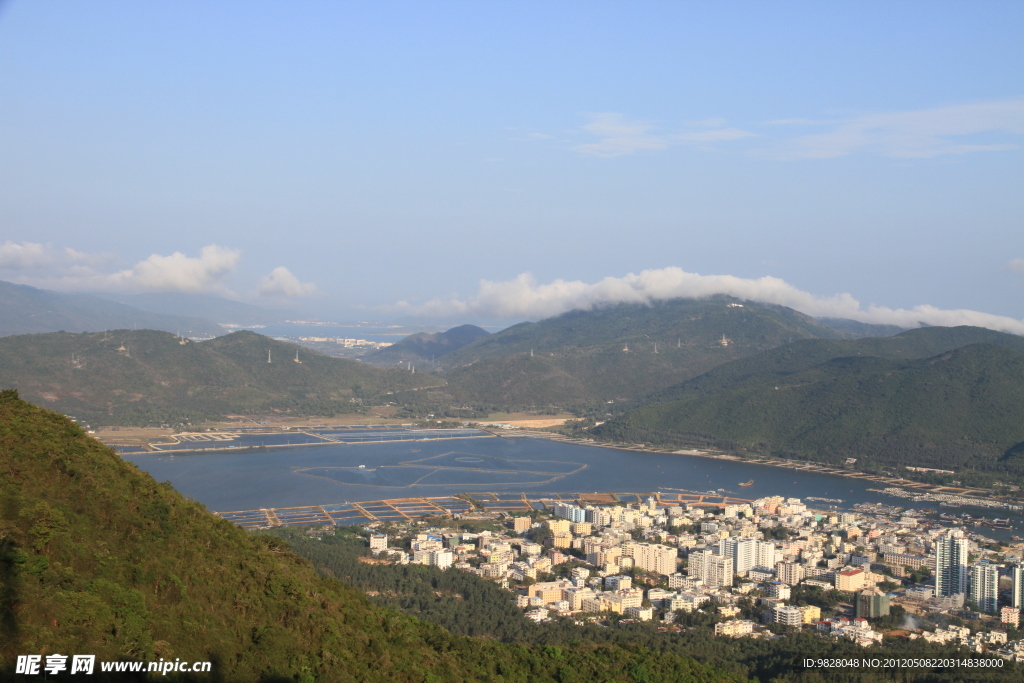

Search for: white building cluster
xmin=366 ymin=492 xmax=1024 ymax=654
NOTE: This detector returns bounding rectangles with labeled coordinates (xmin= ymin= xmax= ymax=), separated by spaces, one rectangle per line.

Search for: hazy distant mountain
xmin=100 ymin=291 xmax=288 ymax=325
xmin=363 ymin=324 xmax=491 ymax=367
xmin=410 ymin=296 xmax=858 ymax=407
xmin=0 ymin=280 xmax=224 ymax=337
xmin=0 ymin=329 xmax=442 ymax=425
xmin=596 ymin=342 xmax=1024 ymax=480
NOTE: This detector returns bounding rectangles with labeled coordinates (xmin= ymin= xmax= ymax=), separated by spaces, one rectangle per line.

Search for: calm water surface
xmin=124 ymin=436 xmax=1023 ymax=538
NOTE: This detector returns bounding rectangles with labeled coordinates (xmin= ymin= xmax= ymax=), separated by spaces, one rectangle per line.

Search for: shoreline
xmin=493 ymin=427 xmax=1024 ymax=508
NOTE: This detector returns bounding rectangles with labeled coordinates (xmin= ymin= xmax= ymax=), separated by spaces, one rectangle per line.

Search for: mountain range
xmin=0 ymin=329 xmax=440 ymax=425
xmin=405 ymin=296 xmax=902 ymax=407
xmin=0 ymin=280 xmax=225 ymax=338
xmin=363 ymin=324 xmax=491 ymax=367
xmin=595 ymin=332 xmax=1024 ymax=482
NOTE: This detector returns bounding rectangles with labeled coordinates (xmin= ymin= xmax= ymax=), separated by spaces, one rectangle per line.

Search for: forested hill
xmin=422 ymin=297 xmax=892 ymax=407
xmin=596 ymin=343 xmax=1024 ymax=479
xmin=0 ymin=392 xmax=742 ymax=681
xmin=0 ymin=329 xmax=442 ymax=425
xmin=639 ymin=325 xmax=1024 ymax=406
xmin=0 ymin=280 xmax=225 ymax=338
xmin=363 ymin=324 xmax=490 ymax=367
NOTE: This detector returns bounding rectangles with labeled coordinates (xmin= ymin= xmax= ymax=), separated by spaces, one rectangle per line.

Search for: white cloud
xmin=103 ymin=245 xmax=241 ymax=292
xmin=1010 ymin=258 xmax=1024 ymax=274
xmin=575 ymin=113 xmax=754 ymax=157
xmin=3 ymin=244 xmax=241 ymax=293
xmin=395 ymin=267 xmax=1024 ymax=335
xmin=63 ymin=247 xmax=115 ymax=267
xmin=674 ymin=128 xmax=755 ymax=144
xmin=0 ymin=241 xmax=52 ymax=269
xmin=770 ymin=99 xmax=1024 ymax=159
xmin=257 ymin=266 xmax=317 ymax=298
xmin=576 ymin=114 xmax=671 ymax=157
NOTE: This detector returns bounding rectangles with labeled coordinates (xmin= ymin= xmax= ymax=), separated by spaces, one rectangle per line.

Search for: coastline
xmin=492 ymin=427 xmax=1024 ymax=508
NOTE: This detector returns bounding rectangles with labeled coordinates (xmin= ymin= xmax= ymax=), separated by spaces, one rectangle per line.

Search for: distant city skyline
xmin=1 ymin=2 xmax=1021 ymax=327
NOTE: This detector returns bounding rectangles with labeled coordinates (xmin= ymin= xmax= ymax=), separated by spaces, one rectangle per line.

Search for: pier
xmin=216 ymin=491 xmax=754 ymax=529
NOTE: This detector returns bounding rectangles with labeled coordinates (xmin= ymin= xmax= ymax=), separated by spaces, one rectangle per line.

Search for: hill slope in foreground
xmin=598 ymin=343 xmax=1024 ymax=479
xmin=0 ymin=392 xmax=738 ymax=682
xmin=0 ymin=329 xmax=442 ymax=426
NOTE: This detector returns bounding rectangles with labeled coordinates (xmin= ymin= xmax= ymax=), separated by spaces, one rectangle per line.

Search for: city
xmin=351 ymin=492 xmax=1024 ymax=661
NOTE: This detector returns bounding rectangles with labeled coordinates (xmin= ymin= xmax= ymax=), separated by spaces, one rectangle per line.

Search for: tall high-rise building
xmin=1013 ymin=563 xmax=1024 ymax=610
xmin=688 ymin=550 xmax=732 ymax=587
xmin=586 ymin=507 xmax=612 ymax=527
xmin=970 ymin=562 xmax=1001 ymax=614
xmin=628 ymin=542 xmax=678 ymax=576
xmin=775 ymin=561 xmax=805 ymax=586
xmin=687 ymin=549 xmax=713 ymax=582
xmin=554 ymin=503 xmax=588 ymax=523
xmin=755 ymin=541 xmax=777 ymax=569
xmin=934 ymin=531 xmax=969 ymax=597
xmin=705 ymin=554 xmax=733 ymax=588
xmin=719 ymin=537 xmax=758 ymax=574
xmin=856 ymin=588 xmax=890 ymax=618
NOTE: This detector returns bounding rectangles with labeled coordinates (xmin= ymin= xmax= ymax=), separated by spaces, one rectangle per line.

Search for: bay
xmin=124 ymin=436 xmax=1023 ymax=538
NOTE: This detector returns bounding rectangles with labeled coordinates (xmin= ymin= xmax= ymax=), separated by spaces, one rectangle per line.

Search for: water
xmin=123 ymin=437 xmax=1024 ymax=538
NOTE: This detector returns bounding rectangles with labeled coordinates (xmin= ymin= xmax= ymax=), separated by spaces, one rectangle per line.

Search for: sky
xmin=1 ymin=1 xmax=1022 ymax=331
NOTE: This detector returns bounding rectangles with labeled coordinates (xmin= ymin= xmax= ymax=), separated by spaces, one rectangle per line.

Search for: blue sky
xmin=1 ymin=1 xmax=1022 ymax=330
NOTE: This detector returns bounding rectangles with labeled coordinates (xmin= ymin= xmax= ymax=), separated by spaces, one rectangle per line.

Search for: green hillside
xmin=363 ymin=324 xmax=491 ymax=367
xmin=426 ymin=297 xmax=857 ymax=407
xmin=0 ymin=329 xmax=441 ymax=426
xmin=642 ymin=325 xmax=1024 ymax=406
xmin=0 ymin=280 xmax=224 ymax=338
xmin=597 ymin=343 xmax=1024 ymax=480
xmin=0 ymin=391 xmax=741 ymax=681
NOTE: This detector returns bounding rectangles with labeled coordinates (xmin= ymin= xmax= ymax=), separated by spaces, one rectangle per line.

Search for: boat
xmin=739 ymin=480 xmax=754 ymax=487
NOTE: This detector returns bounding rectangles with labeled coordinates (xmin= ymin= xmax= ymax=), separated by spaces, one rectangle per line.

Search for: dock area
xmin=216 ymin=491 xmax=753 ymax=529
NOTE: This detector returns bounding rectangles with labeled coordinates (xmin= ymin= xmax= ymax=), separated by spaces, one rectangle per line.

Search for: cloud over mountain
xmin=0 ymin=243 xmax=241 ymax=294
xmin=0 ymin=241 xmax=51 ymax=269
xmin=257 ymin=266 xmax=317 ymax=297
xmin=106 ymin=245 xmax=241 ymax=292
xmin=396 ymin=267 xmax=1024 ymax=335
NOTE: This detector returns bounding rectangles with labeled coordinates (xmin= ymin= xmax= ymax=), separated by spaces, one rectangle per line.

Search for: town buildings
xmin=365 ymin=491 xmax=1022 ymax=655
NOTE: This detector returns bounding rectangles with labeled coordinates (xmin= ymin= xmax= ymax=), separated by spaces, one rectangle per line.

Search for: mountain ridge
xmin=595 ymin=342 xmax=1024 ymax=483
xmin=0 ymin=329 xmax=442 ymax=425
xmin=412 ymin=296 xmax=890 ymax=408
xmin=0 ymin=280 xmax=225 ymax=338
xmin=363 ymin=324 xmax=490 ymax=367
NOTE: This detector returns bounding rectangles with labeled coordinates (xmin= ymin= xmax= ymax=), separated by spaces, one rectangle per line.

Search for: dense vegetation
xmin=276 ymin=527 xmax=1016 ymax=683
xmin=0 ymin=330 xmax=442 ymax=425
xmin=0 ymin=392 xmax=746 ymax=682
xmin=0 ymin=280 xmax=224 ymax=338
xmin=596 ymin=343 xmax=1024 ymax=484
xmin=401 ymin=297 xmax=883 ymax=409
xmin=636 ymin=326 xmax=1024 ymax=407
xmin=364 ymin=325 xmax=491 ymax=368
